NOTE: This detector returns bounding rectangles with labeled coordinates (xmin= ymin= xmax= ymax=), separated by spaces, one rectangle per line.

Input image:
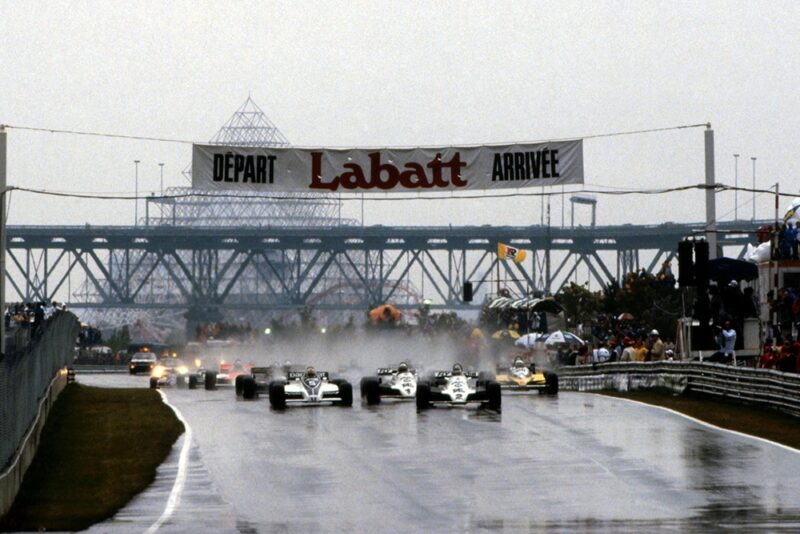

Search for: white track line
xmin=145 ymin=390 xmax=193 ymax=533
xmin=605 ymin=394 xmax=800 ymax=455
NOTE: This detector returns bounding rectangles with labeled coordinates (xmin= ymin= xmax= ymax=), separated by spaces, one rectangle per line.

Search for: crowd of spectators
xmin=776 ymin=222 xmax=800 ymax=260
xmin=4 ymin=301 xmax=65 ymax=336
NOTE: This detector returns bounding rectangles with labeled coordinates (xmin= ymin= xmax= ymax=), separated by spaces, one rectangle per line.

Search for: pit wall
xmin=0 ymin=312 xmax=80 ymax=517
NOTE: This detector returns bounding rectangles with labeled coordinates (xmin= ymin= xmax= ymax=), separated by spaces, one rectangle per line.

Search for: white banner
xmin=191 ymin=140 xmax=583 ymax=193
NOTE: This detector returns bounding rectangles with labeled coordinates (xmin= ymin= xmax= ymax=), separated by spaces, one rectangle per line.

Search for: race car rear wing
xmin=287 ymin=371 xmax=329 ymax=380
xmin=376 ymin=367 xmax=417 ymax=375
xmin=433 ymin=370 xmax=479 ymax=378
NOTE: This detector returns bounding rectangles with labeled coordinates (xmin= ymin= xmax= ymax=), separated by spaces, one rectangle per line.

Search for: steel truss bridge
xmin=6 ymin=220 xmax=763 ymax=313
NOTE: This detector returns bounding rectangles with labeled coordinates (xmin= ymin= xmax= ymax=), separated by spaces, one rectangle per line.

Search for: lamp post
xmin=733 ymin=154 xmax=739 ymax=221
xmin=158 ymin=163 xmax=164 ymax=196
xmin=751 ymin=157 xmax=757 ymax=221
xmin=134 ymin=160 xmax=140 ymax=226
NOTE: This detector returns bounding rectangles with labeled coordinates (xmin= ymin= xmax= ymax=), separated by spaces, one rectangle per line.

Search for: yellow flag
xmin=497 ymin=242 xmax=527 ymax=263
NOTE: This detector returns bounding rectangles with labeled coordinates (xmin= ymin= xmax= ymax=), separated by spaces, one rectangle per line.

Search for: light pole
xmin=733 ymin=154 xmax=739 ymax=221
xmin=134 ymin=160 xmax=140 ymax=226
xmin=751 ymin=157 xmax=757 ymax=221
xmin=159 ymin=163 xmax=164 ymax=196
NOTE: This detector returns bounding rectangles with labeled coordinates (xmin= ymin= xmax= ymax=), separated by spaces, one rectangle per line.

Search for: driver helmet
xmin=305 ymin=366 xmax=317 ymax=378
xmin=233 ymin=358 xmax=244 ymax=369
xmin=451 ymin=363 xmax=463 ymax=376
xmin=513 ymin=357 xmax=526 ymax=367
xmin=397 ymin=362 xmax=409 ymax=373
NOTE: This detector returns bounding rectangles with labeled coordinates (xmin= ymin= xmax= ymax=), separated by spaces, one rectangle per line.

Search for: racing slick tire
xmin=362 ymin=377 xmax=381 ymax=405
xmin=149 ymin=377 xmax=158 ymax=389
xmin=235 ymin=374 xmax=245 ymax=397
xmin=176 ymin=375 xmax=186 ymax=388
xmin=485 ymin=380 xmax=502 ymax=411
xmin=336 ymin=381 xmax=354 ymax=407
xmin=188 ymin=375 xmax=198 ymax=389
xmin=241 ymin=376 xmax=258 ymax=400
xmin=268 ymin=382 xmax=286 ymax=409
xmin=416 ymin=381 xmax=431 ymax=410
xmin=204 ymin=370 xmax=217 ymax=391
xmin=544 ymin=372 xmax=559 ymax=395
xmin=477 ymin=371 xmax=493 ymax=386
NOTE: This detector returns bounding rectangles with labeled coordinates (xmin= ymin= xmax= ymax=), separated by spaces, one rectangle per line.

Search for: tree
xmin=556 ymin=282 xmax=603 ymax=329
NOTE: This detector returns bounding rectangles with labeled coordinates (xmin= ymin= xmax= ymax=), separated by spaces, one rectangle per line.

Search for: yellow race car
xmin=494 ymin=357 xmax=558 ymax=394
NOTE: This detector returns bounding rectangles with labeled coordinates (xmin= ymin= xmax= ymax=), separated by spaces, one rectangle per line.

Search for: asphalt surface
xmin=81 ymin=373 xmax=800 ymax=533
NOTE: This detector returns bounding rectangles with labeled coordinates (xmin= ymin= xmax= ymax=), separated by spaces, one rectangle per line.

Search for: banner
xmin=497 ymin=242 xmax=527 ymax=263
xmin=191 ymin=140 xmax=583 ymax=193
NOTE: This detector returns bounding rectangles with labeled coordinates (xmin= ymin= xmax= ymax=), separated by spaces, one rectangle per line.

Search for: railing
xmin=558 ymin=361 xmax=800 ymax=417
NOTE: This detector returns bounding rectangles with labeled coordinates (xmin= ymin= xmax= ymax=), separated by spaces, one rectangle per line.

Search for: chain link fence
xmin=0 ymin=312 xmax=79 ymax=470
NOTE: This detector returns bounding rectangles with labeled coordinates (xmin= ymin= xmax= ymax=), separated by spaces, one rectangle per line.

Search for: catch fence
xmin=558 ymin=361 xmax=800 ymax=417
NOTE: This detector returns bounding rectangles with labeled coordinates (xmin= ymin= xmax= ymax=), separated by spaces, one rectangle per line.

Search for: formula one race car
xmin=202 ymin=359 xmax=253 ymax=390
xmin=149 ymin=359 xmax=199 ymax=389
xmin=360 ymin=362 xmax=418 ymax=405
xmin=257 ymin=366 xmax=353 ymax=409
xmin=416 ymin=364 xmax=501 ymax=411
xmin=495 ymin=357 xmax=559 ymax=394
xmin=233 ymin=364 xmax=285 ymax=399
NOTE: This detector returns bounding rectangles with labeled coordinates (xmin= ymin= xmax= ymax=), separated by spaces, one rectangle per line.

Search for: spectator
xmin=620 ymin=338 xmax=636 ymax=362
xmin=592 ymin=342 xmax=610 ymax=364
xmin=646 ymin=329 xmax=665 ymax=361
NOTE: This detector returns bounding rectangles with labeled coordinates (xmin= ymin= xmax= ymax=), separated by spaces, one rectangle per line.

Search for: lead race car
xmin=253 ymin=366 xmax=353 ymax=409
xmin=416 ymin=364 xmax=501 ymax=411
xmin=494 ymin=356 xmax=559 ymax=394
xmin=360 ymin=362 xmax=417 ymax=405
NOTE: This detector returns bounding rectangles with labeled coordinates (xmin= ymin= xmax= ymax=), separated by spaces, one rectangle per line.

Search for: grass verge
xmin=600 ymin=389 xmax=800 ymax=451
xmin=0 ymin=383 xmax=184 ymax=532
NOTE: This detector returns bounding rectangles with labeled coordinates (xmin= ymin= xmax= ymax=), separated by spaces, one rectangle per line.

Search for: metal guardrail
xmin=70 ymin=364 xmax=128 ymax=374
xmin=558 ymin=362 xmax=800 ymax=417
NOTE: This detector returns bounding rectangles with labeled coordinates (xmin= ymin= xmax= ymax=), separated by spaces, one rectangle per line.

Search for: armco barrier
xmin=0 ymin=312 xmax=80 ymax=517
xmin=558 ymin=361 xmax=800 ymax=417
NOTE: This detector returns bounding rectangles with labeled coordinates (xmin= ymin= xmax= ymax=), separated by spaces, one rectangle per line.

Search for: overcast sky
xmin=1 ymin=0 xmax=798 ymax=228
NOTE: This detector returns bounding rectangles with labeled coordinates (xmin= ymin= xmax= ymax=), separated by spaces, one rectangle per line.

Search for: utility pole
xmin=704 ymin=125 xmax=717 ymax=259
xmin=159 ymin=162 xmax=164 ymax=196
xmin=733 ymin=154 xmax=739 ymax=221
xmin=751 ymin=157 xmax=757 ymax=221
xmin=0 ymin=126 xmax=6 ymax=354
xmin=134 ymin=160 xmax=141 ymax=226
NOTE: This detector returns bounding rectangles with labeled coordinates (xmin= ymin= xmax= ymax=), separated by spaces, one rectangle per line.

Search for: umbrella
xmin=540 ymin=330 xmax=584 ymax=346
xmin=617 ymin=312 xmax=634 ymax=321
xmin=486 ymin=296 xmax=564 ymax=314
xmin=369 ymin=304 xmax=402 ymax=324
xmin=492 ymin=328 xmax=521 ymax=340
xmin=514 ymin=332 xmax=543 ymax=349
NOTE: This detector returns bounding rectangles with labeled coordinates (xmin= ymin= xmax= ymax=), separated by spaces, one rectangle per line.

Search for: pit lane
xmin=83 ymin=373 xmax=800 ymax=532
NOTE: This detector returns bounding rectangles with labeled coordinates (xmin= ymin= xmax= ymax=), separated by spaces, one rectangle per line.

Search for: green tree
xmin=556 ymin=282 xmax=604 ymax=329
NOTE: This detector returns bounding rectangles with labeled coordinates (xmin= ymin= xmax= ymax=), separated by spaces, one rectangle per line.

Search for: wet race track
xmin=81 ymin=374 xmax=800 ymax=533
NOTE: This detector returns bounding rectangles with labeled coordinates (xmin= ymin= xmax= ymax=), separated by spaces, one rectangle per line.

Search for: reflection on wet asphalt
xmin=82 ymin=374 xmax=800 ymax=533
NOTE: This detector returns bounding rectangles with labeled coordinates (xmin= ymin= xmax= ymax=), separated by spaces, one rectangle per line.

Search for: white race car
xmin=360 ymin=363 xmax=417 ymax=405
xmin=416 ymin=364 xmax=501 ymax=411
xmin=266 ymin=367 xmax=353 ymax=409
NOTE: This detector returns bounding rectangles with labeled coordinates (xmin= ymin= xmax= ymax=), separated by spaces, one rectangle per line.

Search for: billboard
xmin=191 ymin=140 xmax=583 ymax=193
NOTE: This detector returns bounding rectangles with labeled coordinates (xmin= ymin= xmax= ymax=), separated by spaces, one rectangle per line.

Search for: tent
xmin=708 ymin=257 xmax=758 ymax=283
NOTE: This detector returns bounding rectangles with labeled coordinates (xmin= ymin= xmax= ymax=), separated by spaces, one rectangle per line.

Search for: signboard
xmin=191 ymin=140 xmax=583 ymax=193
